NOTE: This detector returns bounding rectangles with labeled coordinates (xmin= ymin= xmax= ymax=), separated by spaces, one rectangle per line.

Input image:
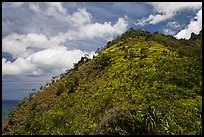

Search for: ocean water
xmin=2 ymin=100 xmax=20 ymax=121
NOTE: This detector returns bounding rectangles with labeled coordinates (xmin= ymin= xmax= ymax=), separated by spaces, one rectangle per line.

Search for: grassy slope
xmin=2 ymin=29 xmax=202 ymax=135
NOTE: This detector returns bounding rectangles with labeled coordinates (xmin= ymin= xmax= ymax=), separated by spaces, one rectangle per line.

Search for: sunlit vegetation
xmin=2 ymin=28 xmax=202 ymax=135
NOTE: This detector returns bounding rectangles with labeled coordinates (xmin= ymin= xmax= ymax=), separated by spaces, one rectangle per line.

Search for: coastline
xmin=2 ymin=100 xmax=20 ymax=121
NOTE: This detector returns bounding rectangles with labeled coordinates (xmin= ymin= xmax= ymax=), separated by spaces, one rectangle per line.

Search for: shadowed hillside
xmin=2 ymin=28 xmax=202 ymax=135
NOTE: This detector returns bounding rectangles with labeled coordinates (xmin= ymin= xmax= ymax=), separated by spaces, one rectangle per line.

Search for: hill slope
xmin=2 ymin=29 xmax=202 ymax=135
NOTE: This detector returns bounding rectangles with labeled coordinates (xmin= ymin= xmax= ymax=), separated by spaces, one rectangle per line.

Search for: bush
xmin=56 ymin=85 xmax=65 ymax=96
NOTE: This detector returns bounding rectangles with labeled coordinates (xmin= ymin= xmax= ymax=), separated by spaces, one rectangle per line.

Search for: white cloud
xmin=29 ymin=47 xmax=86 ymax=68
xmin=135 ymin=2 xmax=202 ymax=26
xmin=113 ymin=18 xmax=128 ymax=34
xmin=69 ymin=8 xmax=92 ymax=26
xmin=2 ymin=17 xmax=128 ymax=58
xmin=28 ymin=47 xmax=90 ymax=75
xmin=45 ymin=2 xmax=67 ymax=17
xmin=21 ymin=2 xmax=67 ymax=15
xmin=2 ymin=58 xmax=36 ymax=75
xmin=148 ymin=2 xmax=201 ymax=14
xmin=2 ymin=23 xmax=121 ymax=75
xmin=175 ymin=9 xmax=202 ymax=39
xmin=76 ymin=17 xmax=128 ymax=40
xmin=2 ymin=47 xmax=94 ymax=76
xmin=36 ymin=3 xmax=92 ymax=27
xmin=135 ymin=13 xmax=173 ymax=26
xmin=2 ymin=33 xmax=55 ymax=58
xmin=2 ymin=2 xmax=128 ymax=76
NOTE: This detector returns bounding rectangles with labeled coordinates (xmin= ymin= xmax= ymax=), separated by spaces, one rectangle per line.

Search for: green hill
xmin=2 ymin=28 xmax=202 ymax=135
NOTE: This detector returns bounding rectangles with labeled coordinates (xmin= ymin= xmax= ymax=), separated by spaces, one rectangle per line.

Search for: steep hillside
xmin=2 ymin=29 xmax=202 ymax=135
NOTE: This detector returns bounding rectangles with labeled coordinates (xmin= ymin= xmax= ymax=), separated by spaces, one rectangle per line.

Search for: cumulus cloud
xmin=175 ymin=9 xmax=202 ymax=39
xmin=2 ymin=2 xmax=128 ymax=76
xmin=2 ymin=33 xmax=56 ymax=58
xmin=2 ymin=47 xmax=92 ymax=76
xmin=2 ymin=58 xmax=36 ymax=75
xmin=69 ymin=8 xmax=92 ymax=26
xmin=135 ymin=2 xmax=202 ymax=26
xmin=2 ymin=17 xmax=128 ymax=58
xmin=29 ymin=47 xmax=87 ymax=69
xmin=76 ymin=17 xmax=128 ymax=40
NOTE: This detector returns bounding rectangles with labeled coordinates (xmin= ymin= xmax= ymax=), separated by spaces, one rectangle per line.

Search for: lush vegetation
xmin=2 ymin=28 xmax=202 ymax=135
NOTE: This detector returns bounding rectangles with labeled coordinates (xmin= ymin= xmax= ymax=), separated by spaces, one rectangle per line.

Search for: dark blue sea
xmin=2 ymin=100 xmax=20 ymax=121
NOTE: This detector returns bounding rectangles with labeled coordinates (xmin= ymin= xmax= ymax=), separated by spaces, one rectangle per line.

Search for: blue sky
xmin=2 ymin=2 xmax=202 ymax=100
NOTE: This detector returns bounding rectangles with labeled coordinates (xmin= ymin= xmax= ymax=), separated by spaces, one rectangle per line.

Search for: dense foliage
xmin=2 ymin=28 xmax=202 ymax=135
